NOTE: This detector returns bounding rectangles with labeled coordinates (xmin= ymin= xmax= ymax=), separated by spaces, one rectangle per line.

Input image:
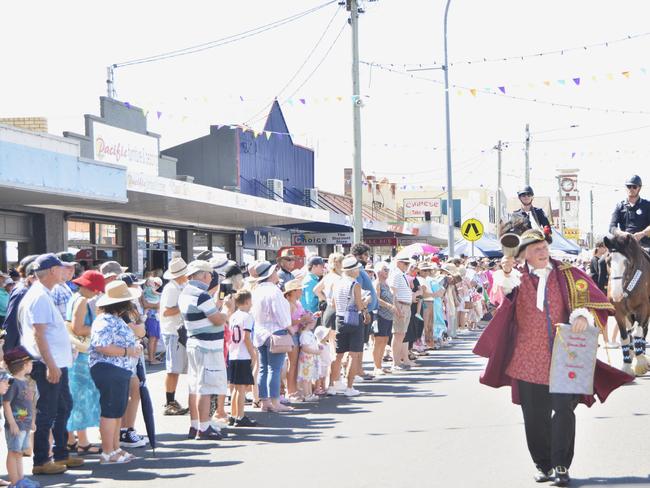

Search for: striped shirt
xmin=389 ymin=268 xmax=412 ymax=303
xmin=333 ymin=276 xmax=358 ymax=317
xmin=51 ymin=282 xmax=73 ymax=320
xmin=178 ymin=280 xmax=223 ymax=350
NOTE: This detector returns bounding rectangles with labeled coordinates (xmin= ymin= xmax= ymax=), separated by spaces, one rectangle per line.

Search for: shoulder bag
xmin=337 ymin=282 xmax=361 ymax=334
xmin=269 ymin=331 xmax=294 ymax=354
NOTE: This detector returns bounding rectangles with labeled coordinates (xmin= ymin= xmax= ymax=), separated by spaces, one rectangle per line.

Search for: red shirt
xmin=506 ymin=267 xmax=569 ymax=385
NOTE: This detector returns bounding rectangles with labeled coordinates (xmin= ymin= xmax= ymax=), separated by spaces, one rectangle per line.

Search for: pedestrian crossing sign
xmin=461 ymin=218 xmax=483 ymax=242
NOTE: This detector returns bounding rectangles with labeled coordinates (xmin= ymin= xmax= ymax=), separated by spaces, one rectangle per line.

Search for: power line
xmin=362 ymin=61 xmax=650 ymax=116
xmin=244 ymin=5 xmax=343 ymax=125
xmin=113 ymin=1 xmax=337 ymax=68
xmin=245 ymin=20 xmax=348 ymax=125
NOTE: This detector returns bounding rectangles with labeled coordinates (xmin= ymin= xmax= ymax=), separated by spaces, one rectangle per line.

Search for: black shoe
xmin=196 ymin=426 xmax=223 ymax=441
xmin=533 ymin=467 xmax=554 ymax=483
xmin=551 ymin=466 xmax=570 ymax=487
xmin=228 ymin=416 xmax=236 ymax=426
xmin=188 ymin=426 xmax=197 ymax=439
xmin=234 ymin=416 xmax=258 ymax=427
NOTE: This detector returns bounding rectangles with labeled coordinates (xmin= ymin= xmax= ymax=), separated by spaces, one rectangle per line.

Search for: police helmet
xmin=517 ymin=185 xmax=534 ymax=197
xmin=625 ymin=175 xmax=642 ymax=187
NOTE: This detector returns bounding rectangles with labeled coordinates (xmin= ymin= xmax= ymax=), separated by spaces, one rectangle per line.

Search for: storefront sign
xmin=292 ymin=232 xmax=353 ymax=246
xmin=364 ymin=237 xmax=397 ymax=247
xmin=243 ymin=227 xmax=292 ymax=251
xmin=563 ymin=228 xmax=580 ymax=241
xmin=92 ymin=121 xmax=158 ymax=175
xmin=403 ymin=198 xmax=441 ymax=218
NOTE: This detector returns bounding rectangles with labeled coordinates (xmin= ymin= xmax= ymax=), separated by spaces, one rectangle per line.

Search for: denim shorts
xmin=90 ymin=362 xmax=132 ymax=419
xmin=4 ymin=429 xmax=30 ymax=453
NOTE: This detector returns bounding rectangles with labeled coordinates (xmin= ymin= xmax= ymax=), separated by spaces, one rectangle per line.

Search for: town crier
xmin=473 ymin=229 xmax=633 ymax=487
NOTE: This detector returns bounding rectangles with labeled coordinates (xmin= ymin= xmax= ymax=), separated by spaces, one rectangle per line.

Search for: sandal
xmin=252 ymin=400 xmax=262 ymax=409
xmin=77 ymin=443 xmax=102 ymax=455
xmin=67 ymin=441 xmax=78 ymax=451
xmin=117 ymin=449 xmax=137 ymax=462
xmin=100 ymin=450 xmax=131 ymax=464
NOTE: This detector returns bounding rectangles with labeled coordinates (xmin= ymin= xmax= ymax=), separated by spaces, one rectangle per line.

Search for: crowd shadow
xmin=570 ymin=475 xmax=650 ymax=486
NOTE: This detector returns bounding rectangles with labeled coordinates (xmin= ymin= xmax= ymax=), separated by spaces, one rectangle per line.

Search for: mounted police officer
xmin=609 ymin=175 xmax=650 ymax=253
xmin=512 ymin=185 xmax=551 ymax=233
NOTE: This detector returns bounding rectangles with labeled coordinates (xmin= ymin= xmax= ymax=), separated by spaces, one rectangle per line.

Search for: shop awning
xmin=39 ymin=173 xmax=333 ymax=232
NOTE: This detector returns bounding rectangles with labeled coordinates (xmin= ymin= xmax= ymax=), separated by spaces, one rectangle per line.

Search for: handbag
xmin=269 ymin=332 xmax=294 ymax=353
xmin=65 ymin=300 xmax=93 ymax=354
xmin=338 ymin=282 xmax=361 ymax=333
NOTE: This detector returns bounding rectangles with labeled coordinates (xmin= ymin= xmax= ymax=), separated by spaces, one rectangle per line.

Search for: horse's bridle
xmin=610 ymin=250 xmax=643 ymax=298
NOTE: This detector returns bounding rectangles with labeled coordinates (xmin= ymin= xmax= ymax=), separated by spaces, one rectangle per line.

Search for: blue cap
xmin=307 ymin=256 xmax=325 ymax=267
xmin=33 ymin=253 xmax=64 ymax=272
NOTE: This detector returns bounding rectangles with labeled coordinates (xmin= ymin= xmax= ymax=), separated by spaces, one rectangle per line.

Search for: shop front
xmin=242 ymin=227 xmax=292 ymax=264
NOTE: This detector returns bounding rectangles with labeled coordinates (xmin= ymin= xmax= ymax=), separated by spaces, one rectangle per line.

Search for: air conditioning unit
xmin=304 ymin=188 xmax=319 ymax=208
xmin=267 ymin=179 xmax=284 ymax=202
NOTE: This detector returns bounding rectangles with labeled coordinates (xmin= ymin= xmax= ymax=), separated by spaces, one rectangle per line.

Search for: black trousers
xmin=518 ymin=380 xmax=580 ymax=471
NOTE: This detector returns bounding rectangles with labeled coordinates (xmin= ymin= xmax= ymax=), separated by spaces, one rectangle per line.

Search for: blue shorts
xmin=90 ymin=362 xmax=132 ymax=419
xmin=4 ymin=429 xmax=30 ymax=453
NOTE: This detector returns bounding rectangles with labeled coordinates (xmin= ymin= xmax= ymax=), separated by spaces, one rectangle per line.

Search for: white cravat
xmin=531 ymin=267 xmax=549 ymax=312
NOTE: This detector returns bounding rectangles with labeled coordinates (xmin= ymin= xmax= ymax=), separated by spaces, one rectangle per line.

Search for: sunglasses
xmin=519 ymin=192 xmax=532 ymax=197
xmin=627 ymin=185 xmax=639 ymax=190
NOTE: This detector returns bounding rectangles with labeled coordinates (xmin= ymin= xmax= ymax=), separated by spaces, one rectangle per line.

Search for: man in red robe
xmin=473 ymin=229 xmax=633 ymax=487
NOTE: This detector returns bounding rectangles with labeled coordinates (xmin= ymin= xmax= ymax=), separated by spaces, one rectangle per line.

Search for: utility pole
xmin=349 ymin=0 xmax=364 ymax=244
xmin=443 ymin=0 xmax=454 ymax=256
xmin=556 ymin=176 xmax=565 ymax=234
xmin=496 ymin=140 xmax=502 ymax=238
xmin=524 ymin=123 xmax=530 ymax=186
xmin=106 ymin=65 xmax=116 ymax=99
xmin=589 ymin=189 xmax=594 ymax=248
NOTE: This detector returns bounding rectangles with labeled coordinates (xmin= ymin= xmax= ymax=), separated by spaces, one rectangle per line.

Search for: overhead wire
xmin=113 ymin=1 xmax=338 ymax=68
xmin=243 ymin=4 xmax=343 ymax=125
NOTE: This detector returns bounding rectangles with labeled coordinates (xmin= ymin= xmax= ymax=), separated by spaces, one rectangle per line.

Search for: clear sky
xmin=2 ymin=0 xmax=649 ymax=238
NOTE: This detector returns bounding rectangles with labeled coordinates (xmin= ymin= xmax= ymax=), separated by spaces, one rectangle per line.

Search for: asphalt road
xmin=6 ymin=328 xmax=650 ymax=488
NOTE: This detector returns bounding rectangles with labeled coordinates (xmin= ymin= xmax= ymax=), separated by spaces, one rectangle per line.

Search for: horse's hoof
xmin=633 ymin=356 xmax=649 ymax=376
xmin=622 ymin=363 xmax=635 ymax=377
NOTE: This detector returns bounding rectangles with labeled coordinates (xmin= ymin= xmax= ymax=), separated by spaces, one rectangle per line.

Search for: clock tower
xmin=557 ymin=169 xmax=580 ymax=242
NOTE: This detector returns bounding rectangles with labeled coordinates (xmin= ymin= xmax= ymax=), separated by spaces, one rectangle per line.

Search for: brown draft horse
xmin=604 ymin=232 xmax=650 ymax=376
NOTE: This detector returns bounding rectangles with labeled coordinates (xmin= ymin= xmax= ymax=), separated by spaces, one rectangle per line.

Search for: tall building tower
xmin=557 ymin=169 xmax=580 ymax=242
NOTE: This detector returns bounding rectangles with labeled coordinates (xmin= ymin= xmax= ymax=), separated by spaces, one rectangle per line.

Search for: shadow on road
xmin=570 ymin=475 xmax=650 ymax=486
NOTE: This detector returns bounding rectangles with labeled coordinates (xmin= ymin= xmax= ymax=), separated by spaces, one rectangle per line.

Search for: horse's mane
xmin=613 ymin=233 xmax=650 ymax=267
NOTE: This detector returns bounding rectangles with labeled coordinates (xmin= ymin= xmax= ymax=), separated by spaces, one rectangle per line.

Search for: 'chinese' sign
xmin=292 ymin=233 xmax=353 ymax=246
xmin=403 ymin=198 xmax=441 ymax=218
xmin=92 ymin=121 xmax=158 ymax=175
xmin=364 ymin=237 xmax=397 ymax=247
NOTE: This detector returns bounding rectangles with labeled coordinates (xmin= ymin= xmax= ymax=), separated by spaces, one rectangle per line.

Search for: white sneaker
xmin=326 ymin=386 xmax=338 ymax=396
xmin=606 ymin=341 xmax=621 ymax=349
xmin=373 ymin=368 xmax=386 ymax=376
xmin=333 ymin=381 xmax=347 ymax=395
xmin=344 ymin=388 xmax=360 ymax=397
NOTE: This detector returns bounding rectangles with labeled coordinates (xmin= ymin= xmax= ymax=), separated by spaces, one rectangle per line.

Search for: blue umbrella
xmin=136 ymin=360 xmax=156 ymax=455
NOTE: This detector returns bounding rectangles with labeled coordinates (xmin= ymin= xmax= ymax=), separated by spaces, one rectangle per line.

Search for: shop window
xmin=167 ymin=230 xmax=177 ymax=245
xmin=67 ymin=221 xmax=91 ymax=244
xmin=66 ymin=219 xmax=124 ymax=270
xmin=149 ymin=228 xmax=165 ymax=243
xmin=193 ymin=231 xmax=209 ymax=258
xmin=96 ymin=223 xmax=120 ymax=246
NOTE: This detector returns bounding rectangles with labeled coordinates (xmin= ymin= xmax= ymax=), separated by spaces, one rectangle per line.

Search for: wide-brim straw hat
xmin=341 ymin=256 xmax=362 ymax=271
xmin=163 ymin=257 xmax=188 ymax=280
xmin=250 ymin=261 xmax=277 ymax=282
xmin=283 ymin=279 xmax=307 ymax=294
xmin=96 ymin=280 xmax=142 ymax=307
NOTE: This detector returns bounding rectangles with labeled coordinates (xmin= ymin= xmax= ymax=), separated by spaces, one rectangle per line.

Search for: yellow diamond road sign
xmin=461 ymin=218 xmax=484 ymax=242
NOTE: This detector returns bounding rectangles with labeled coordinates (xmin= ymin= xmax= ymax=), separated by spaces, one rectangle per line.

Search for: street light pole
xmin=524 ymin=123 xmax=530 ymax=186
xmin=350 ymin=0 xmax=364 ymax=244
xmin=443 ymin=0 xmax=454 ymax=256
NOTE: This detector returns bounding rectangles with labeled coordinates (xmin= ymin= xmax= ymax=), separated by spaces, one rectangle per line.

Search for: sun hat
xmin=314 ymin=325 xmax=329 ymax=342
xmin=56 ymin=252 xmax=77 ymax=265
xmin=100 ymin=260 xmax=128 ymax=278
xmin=223 ymin=263 xmax=243 ymax=279
xmin=196 ymin=250 xmax=214 ymax=261
xmin=341 ymin=256 xmax=362 ymax=271
xmin=440 ymin=263 xmax=457 ymax=275
xmin=72 ymin=270 xmax=105 ymax=293
xmin=151 ymin=277 xmax=163 ymax=287
xmin=283 ymin=279 xmax=307 ymax=294
xmin=2 ymin=276 xmax=14 ymax=287
xmin=374 ymin=261 xmax=389 ymax=273
xmin=96 ymin=280 xmax=142 ymax=308
xmin=163 ymin=257 xmax=188 ymax=280
xmin=418 ymin=262 xmax=436 ymax=271
xmin=278 ymin=249 xmax=296 ymax=261
xmin=3 ymin=346 xmax=33 ymax=367
xmin=250 ymin=261 xmax=277 ymax=282
xmin=185 ymin=260 xmax=214 ymax=276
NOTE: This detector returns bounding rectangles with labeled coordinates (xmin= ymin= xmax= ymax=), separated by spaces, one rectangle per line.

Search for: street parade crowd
xmin=0 ymin=175 xmax=647 ymax=487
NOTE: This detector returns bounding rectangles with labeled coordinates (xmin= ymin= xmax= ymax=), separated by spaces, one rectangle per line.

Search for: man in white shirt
xmin=20 ymin=254 xmax=84 ymax=475
xmin=160 ymin=257 xmax=190 ymax=416
xmin=389 ymin=257 xmax=414 ymax=371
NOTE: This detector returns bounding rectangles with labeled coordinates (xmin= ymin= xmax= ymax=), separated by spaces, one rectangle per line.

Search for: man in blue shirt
xmin=351 ymin=243 xmax=378 ymax=312
xmin=301 ymin=256 xmax=324 ymax=313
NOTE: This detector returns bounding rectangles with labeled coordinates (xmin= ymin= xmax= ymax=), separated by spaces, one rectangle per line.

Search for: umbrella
xmin=396 ymin=243 xmax=440 ymax=259
xmin=136 ymin=360 xmax=156 ymax=455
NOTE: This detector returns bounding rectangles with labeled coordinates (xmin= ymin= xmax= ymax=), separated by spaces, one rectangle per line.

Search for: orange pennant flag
xmin=470 ymin=88 xmax=477 ymax=97
xmin=622 ymin=71 xmax=631 ymax=78
xmin=543 ymin=80 xmax=551 ymax=86
xmin=607 ymin=73 xmax=614 ymax=80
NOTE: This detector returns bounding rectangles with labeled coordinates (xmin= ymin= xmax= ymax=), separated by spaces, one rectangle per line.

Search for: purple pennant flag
xmin=498 ymin=86 xmax=506 ymax=94
xmin=571 ymin=152 xmax=576 ymax=158
xmin=239 ymin=96 xmax=244 ymax=102
xmin=124 ymin=102 xmax=131 ymax=109
xmin=156 ymin=111 xmax=162 ymax=119
xmin=573 ymin=77 xmax=580 ymax=85
xmin=299 ymin=98 xmax=306 ymax=105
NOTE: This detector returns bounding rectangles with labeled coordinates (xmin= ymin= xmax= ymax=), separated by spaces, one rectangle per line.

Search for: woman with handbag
xmin=330 ymin=255 xmax=368 ymax=397
xmin=65 ymin=270 xmax=105 ymax=455
xmin=250 ymin=261 xmax=294 ymax=413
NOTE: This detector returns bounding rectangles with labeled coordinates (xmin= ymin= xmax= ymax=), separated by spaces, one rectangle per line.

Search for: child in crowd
xmin=2 ymin=347 xmax=38 ymax=488
xmin=297 ymin=316 xmax=320 ymax=402
xmin=314 ymin=326 xmax=331 ymax=395
xmin=142 ymin=277 xmax=162 ymax=365
xmin=227 ymin=291 xmax=257 ymax=427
